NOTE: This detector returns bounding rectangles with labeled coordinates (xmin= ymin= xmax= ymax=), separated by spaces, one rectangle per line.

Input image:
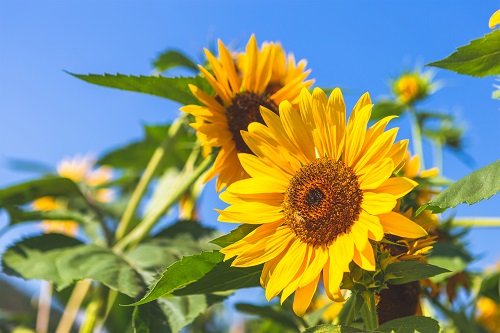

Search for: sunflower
xmin=181 ymin=35 xmax=313 ymax=191
xmin=218 ymin=87 xmax=428 ymax=316
xmin=33 ymin=155 xmax=114 ymax=236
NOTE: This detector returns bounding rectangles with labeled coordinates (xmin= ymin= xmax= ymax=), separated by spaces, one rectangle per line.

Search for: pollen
xmin=226 ymin=92 xmax=278 ymax=154
xmin=283 ymin=157 xmax=363 ymax=246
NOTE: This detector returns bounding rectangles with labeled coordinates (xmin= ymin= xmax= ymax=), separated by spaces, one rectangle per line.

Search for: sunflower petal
xmin=293 ymin=273 xmax=320 ymax=317
xmin=379 ymin=211 xmax=428 ymax=238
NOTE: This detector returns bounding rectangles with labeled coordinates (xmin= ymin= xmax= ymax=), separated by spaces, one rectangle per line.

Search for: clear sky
xmin=1 ymin=1 xmax=499 ymax=272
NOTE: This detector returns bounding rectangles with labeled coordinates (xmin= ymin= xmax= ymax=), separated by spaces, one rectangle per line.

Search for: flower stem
xmin=360 ymin=291 xmax=378 ymax=331
xmin=113 ymin=149 xmax=213 ymax=253
xmin=114 ymin=114 xmax=188 ymax=241
xmin=36 ymin=281 xmax=53 ymax=333
xmin=409 ymin=107 xmax=425 ymax=171
xmin=453 ymin=217 xmax=500 ymax=227
xmin=55 ymin=279 xmax=92 ymax=333
xmin=432 ymin=139 xmax=443 ymax=175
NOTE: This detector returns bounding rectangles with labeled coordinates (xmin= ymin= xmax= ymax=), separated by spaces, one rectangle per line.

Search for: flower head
xmin=392 ymin=70 xmax=437 ymax=104
xmin=218 ymin=87 xmax=427 ymax=316
xmin=33 ymin=155 xmax=114 ymax=236
xmin=181 ymin=35 xmax=313 ymax=191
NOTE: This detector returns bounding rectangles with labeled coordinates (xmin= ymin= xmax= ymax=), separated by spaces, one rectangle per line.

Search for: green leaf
xmin=152 ymin=49 xmax=198 ymax=73
xmin=125 ymin=221 xmax=218 ymax=273
xmin=479 ymin=272 xmax=500 ymax=303
xmin=0 ymin=177 xmax=83 ymax=207
xmin=235 ymin=303 xmax=300 ymax=331
xmin=417 ymin=159 xmax=500 ymax=214
xmin=428 ymin=29 xmax=500 ymax=77
xmin=210 ymin=224 xmax=258 ymax=247
xmin=370 ymin=101 xmax=406 ymax=122
xmin=5 ymin=206 xmax=98 ymax=226
xmin=384 ymin=261 xmax=449 ymax=285
xmin=173 ymin=260 xmax=261 ymax=296
xmin=131 ymin=250 xmax=261 ymax=306
xmin=56 ymin=244 xmax=144 ymax=297
xmin=157 ymin=295 xmax=226 ymax=333
xmin=302 ymin=324 xmax=367 ymax=333
xmin=376 ymin=316 xmax=440 ymax=333
xmin=68 ymin=72 xmax=213 ymax=105
xmin=1 ymin=234 xmax=83 ymax=287
xmin=2 ymin=235 xmax=143 ymax=297
xmin=130 ymin=251 xmax=224 ymax=306
xmin=133 ymin=294 xmax=225 ymax=333
xmin=98 ymin=123 xmax=196 ymax=172
xmin=132 ymin=300 xmax=170 ymax=333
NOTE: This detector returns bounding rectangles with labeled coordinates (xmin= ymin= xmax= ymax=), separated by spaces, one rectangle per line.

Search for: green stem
xmin=360 ymin=291 xmax=378 ymax=331
xmin=36 ymin=281 xmax=53 ymax=333
xmin=113 ymin=151 xmax=214 ymax=253
xmin=55 ymin=279 xmax=92 ymax=333
xmin=432 ymin=139 xmax=443 ymax=175
xmin=409 ymin=107 xmax=425 ymax=171
xmin=453 ymin=217 xmax=500 ymax=227
xmin=115 ymin=114 xmax=188 ymax=241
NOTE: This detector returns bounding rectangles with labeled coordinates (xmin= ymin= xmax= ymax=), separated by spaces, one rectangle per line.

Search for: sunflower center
xmin=283 ymin=157 xmax=363 ymax=246
xmin=226 ymin=92 xmax=278 ymax=154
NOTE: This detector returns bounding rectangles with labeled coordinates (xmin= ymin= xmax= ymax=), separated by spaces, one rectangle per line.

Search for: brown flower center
xmin=283 ymin=158 xmax=363 ymax=246
xmin=226 ymin=92 xmax=278 ymax=154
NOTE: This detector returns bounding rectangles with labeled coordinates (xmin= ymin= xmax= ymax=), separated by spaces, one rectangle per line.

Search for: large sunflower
xmin=218 ymin=87 xmax=428 ymax=316
xmin=181 ymin=35 xmax=313 ymax=191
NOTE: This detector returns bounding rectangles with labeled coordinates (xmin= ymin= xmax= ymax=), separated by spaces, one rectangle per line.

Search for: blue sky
xmin=1 ymin=1 xmax=499 ymax=274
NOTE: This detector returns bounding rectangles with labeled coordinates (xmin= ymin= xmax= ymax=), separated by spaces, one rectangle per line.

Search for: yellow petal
xmin=217 ymin=39 xmax=242 ymax=92
xmin=329 ymin=235 xmax=354 ymax=272
xmin=298 ymin=246 xmax=328 ymax=288
xmin=323 ymin=258 xmax=343 ymax=298
xmin=353 ymin=242 xmax=375 ymax=271
xmin=226 ymin=177 xmax=288 ymax=196
xmin=266 ymin=239 xmax=307 ymax=300
xmin=362 ymin=192 xmax=397 ymax=215
xmin=358 ymin=158 xmax=394 ymax=190
xmin=238 ymin=153 xmax=292 ymax=181
xmin=293 ymin=273 xmax=320 ymax=317
xmin=217 ymin=202 xmax=283 ymax=224
xmin=357 ymin=211 xmax=384 ymax=241
xmin=279 ymin=101 xmax=315 ymax=161
xmin=221 ymin=221 xmax=282 ymax=260
xmin=231 ymin=227 xmax=295 ymax=266
xmin=372 ymin=177 xmax=418 ymax=199
xmin=344 ymin=104 xmax=372 ymax=166
xmin=281 ymin=247 xmax=312 ymax=304
xmin=379 ymin=211 xmax=428 ymax=238
xmin=490 ymin=9 xmax=500 ymax=29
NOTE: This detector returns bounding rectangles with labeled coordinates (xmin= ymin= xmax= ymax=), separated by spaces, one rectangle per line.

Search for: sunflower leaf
xmin=384 ymin=261 xmax=449 ymax=285
xmin=376 ymin=316 xmax=440 ymax=333
xmin=235 ymin=303 xmax=301 ymax=331
xmin=417 ymin=159 xmax=500 ymax=215
xmin=370 ymin=100 xmax=406 ymax=122
xmin=97 ymin=123 xmax=196 ymax=172
xmin=152 ymin=49 xmax=198 ymax=73
xmin=427 ymin=29 xmax=500 ymax=77
xmin=129 ymin=251 xmax=261 ymax=306
xmin=133 ymin=295 xmax=226 ymax=333
xmin=2 ymin=235 xmax=144 ymax=297
xmin=67 ymin=72 xmax=213 ymax=105
xmin=210 ymin=224 xmax=258 ymax=247
xmin=0 ymin=177 xmax=84 ymax=207
xmin=129 ymin=251 xmax=225 ymax=306
xmin=478 ymin=272 xmax=500 ymax=303
xmin=5 ymin=206 xmax=98 ymax=226
xmin=302 ymin=324 xmax=368 ymax=332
